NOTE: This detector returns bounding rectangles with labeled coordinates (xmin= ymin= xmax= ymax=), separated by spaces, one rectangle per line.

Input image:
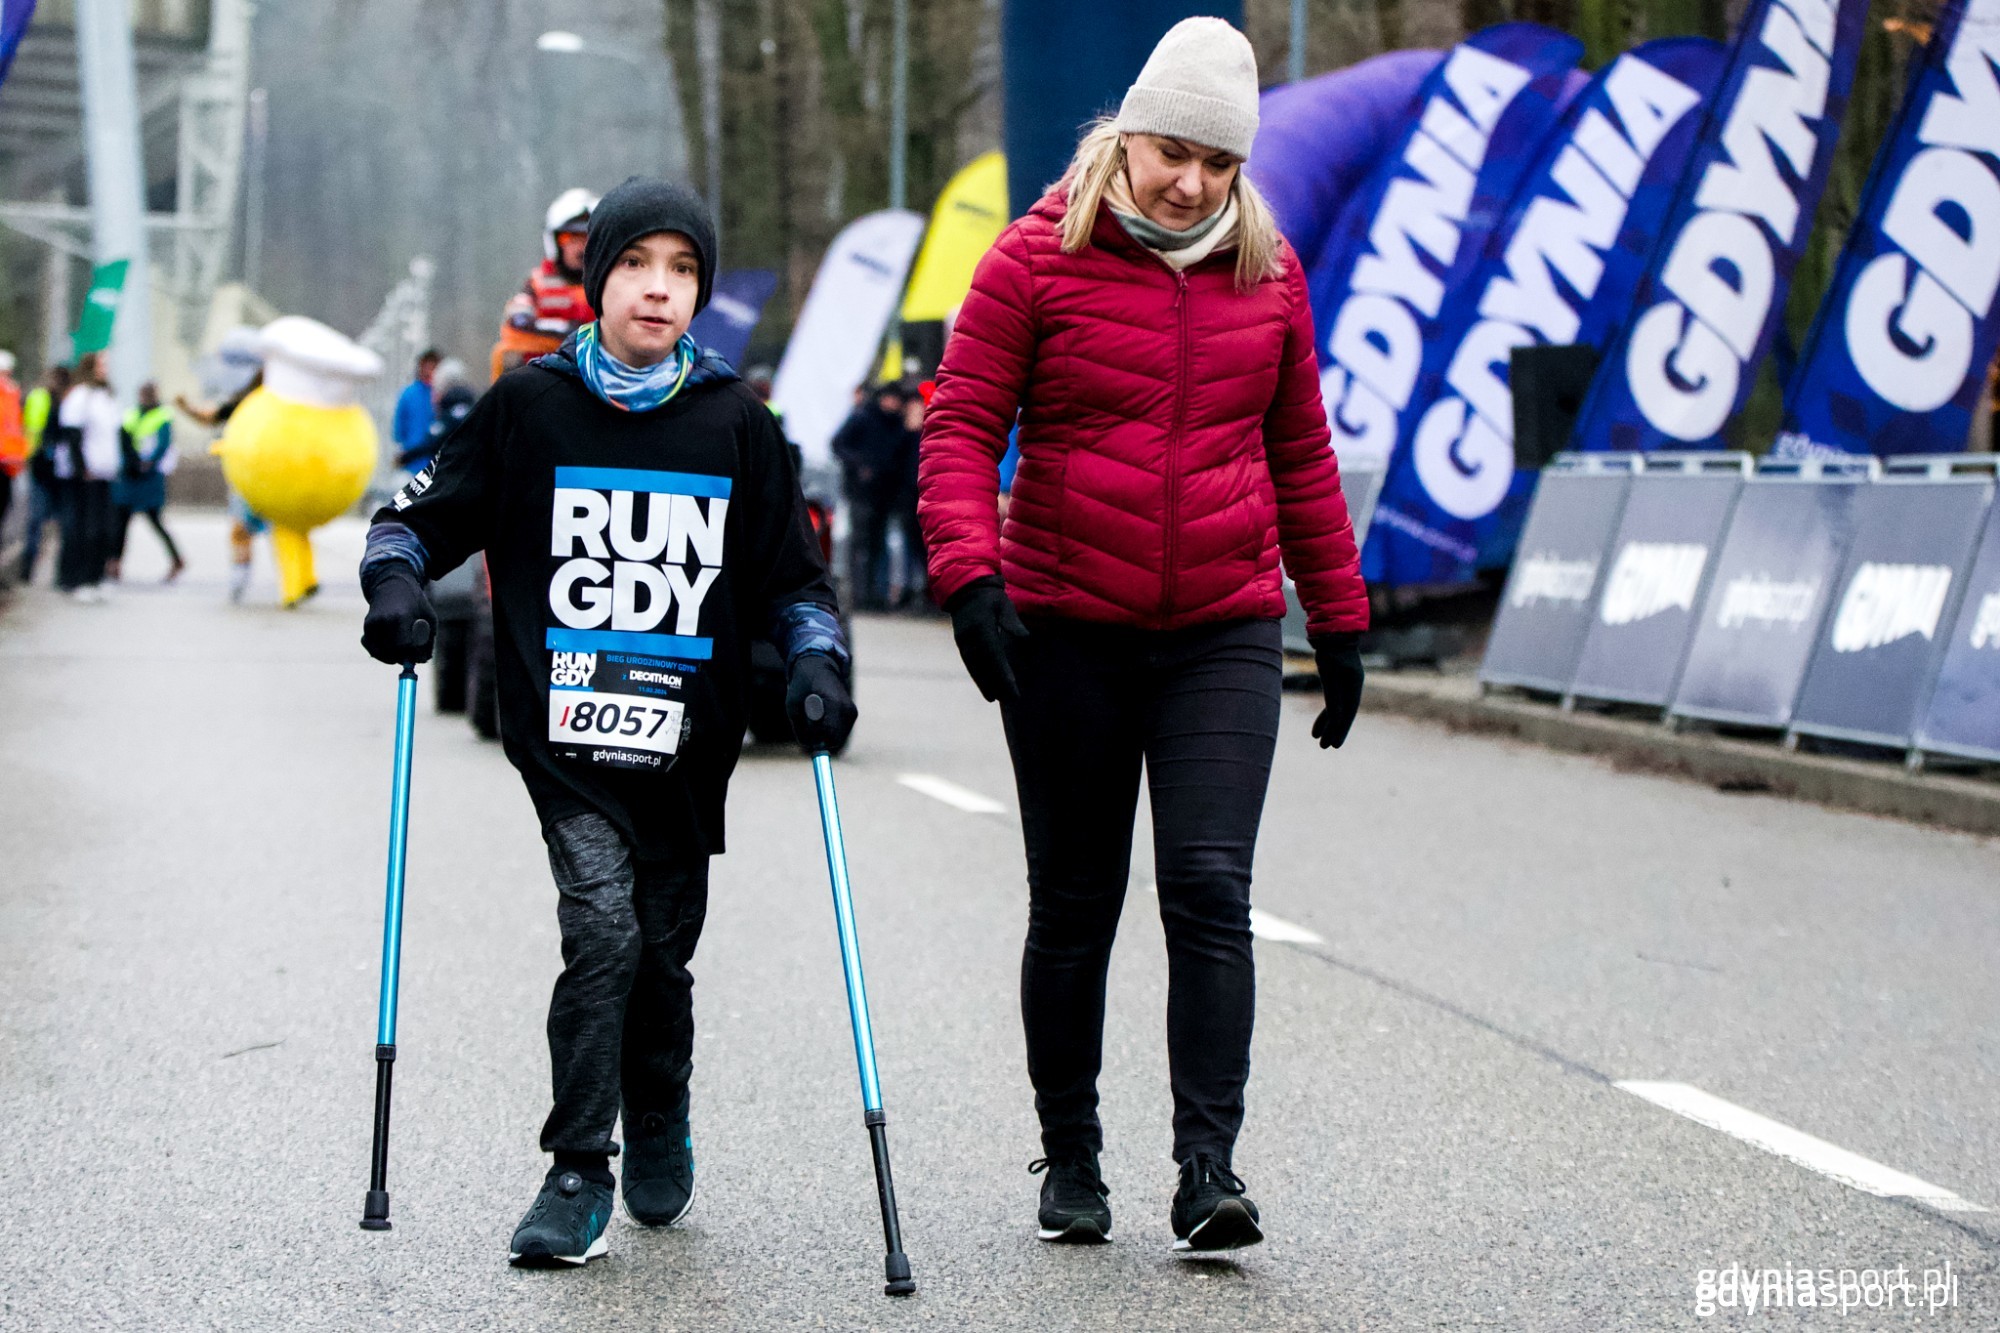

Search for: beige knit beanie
xmin=1114 ymin=17 xmax=1261 ymax=159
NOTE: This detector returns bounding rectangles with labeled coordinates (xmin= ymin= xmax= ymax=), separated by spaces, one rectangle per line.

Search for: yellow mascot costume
xmin=213 ymin=317 xmax=384 ymax=607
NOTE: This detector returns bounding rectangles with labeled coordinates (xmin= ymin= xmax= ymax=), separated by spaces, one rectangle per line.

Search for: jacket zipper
xmin=1162 ymin=269 xmax=1190 ymax=621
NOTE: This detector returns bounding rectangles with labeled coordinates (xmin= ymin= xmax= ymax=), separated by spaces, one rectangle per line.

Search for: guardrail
xmin=1480 ymin=452 xmax=2000 ymax=769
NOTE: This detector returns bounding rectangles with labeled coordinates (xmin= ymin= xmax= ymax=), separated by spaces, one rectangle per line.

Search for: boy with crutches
xmin=358 ymin=178 xmax=855 ymax=1266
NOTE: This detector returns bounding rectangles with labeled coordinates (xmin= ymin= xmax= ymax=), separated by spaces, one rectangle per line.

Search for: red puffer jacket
xmin=918 ymin=190 xmax=1368 ymax=637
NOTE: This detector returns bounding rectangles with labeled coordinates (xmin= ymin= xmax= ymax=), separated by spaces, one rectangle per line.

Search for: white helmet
xmin=543 ymin=188 xmax=599 ymax=263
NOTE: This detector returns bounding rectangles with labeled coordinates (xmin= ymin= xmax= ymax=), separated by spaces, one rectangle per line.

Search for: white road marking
xmin=1250 ymin=908 xmax=1325 ymax=945
xmin=1137 ymin=881 xmax=1325 ymax=946
xmin=1616 ymin=1081 xmax=1990 ymax=1213
xmin=896 ymin=773 xmax=1008 ymax=815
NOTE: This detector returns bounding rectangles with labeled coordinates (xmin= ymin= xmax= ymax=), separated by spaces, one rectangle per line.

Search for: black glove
xmin=1310 ymin=632 xmax=1364 ymax=749
xmin=786 ymin=652 xmax=858 ymax=754
xmin=361 ymin=567 xmax=437 ymax=665
xmin=946 ymin=577 xmax=1029 ymax=703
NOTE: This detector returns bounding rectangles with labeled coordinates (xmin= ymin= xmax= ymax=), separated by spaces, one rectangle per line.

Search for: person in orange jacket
xmin=491 ymin=188 xmax=597 ymax=379
xmin=0 ymin=351 xmax=25 ymax=537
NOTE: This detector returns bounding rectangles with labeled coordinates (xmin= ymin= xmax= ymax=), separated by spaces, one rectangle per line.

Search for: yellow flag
xmin=900 ymin=152 xmax=1008 ymax=323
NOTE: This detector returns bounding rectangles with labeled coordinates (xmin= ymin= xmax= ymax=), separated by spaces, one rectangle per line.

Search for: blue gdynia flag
xmin=1564 ymin=0 xmax=1871 ymax=454
xmin=1367 ymin=37 xmax=1729 ymax=585
xmin=0 ymin=0 xmax=36 ymax=90
xmin=1778 ymin=0 xmax=2000 ymax=457
xmin=1300 ymin=23 xmax=1585 ymax=586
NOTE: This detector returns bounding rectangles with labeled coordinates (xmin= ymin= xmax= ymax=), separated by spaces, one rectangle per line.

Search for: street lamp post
xmin=534 ymin=30 xmax=689 ymax=194
xmin=889 ymin=0 xmax=908 ymax=213
xmin=693 ymin=0 xmax=723 ymax=219
xmin=75 ymin=0 xmax=153 ymax=403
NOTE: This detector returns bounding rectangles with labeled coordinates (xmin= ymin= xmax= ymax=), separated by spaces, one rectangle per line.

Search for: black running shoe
xmin=509 ymin=1168 xmax=613 ymax=1267
xmin=1170 ymin=1154 xmax=1263 ymax=1252
xmin=1029 ymin=1153 xmax=1112 ymax=1243
xmin=621 ymin=1089 xmax=695 ymax=1227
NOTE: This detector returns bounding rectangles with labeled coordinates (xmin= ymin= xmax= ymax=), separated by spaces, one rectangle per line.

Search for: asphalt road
xmin=2 ymin=513 xmax=1996 ymax=1330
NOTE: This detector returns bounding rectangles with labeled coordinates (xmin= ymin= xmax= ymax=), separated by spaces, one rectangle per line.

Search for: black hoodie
xmin=368 ymin=344 xmax=836 ymax=859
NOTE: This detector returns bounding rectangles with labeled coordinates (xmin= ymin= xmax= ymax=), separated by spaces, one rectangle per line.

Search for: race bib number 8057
xmin=548 ymin=688 xmax=684 ymax=758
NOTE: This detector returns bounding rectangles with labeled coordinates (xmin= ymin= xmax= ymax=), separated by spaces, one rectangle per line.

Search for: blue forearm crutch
xmin=806 ymin=699 xmax=916 ymax=1296
xmin=361 ymin=634 xmax=425 ymax=1231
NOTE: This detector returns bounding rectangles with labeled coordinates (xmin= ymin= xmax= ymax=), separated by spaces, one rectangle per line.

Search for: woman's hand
xmin=1309 ymin=633 xmax=1364 ymax=749
xmin=946 ymin=577 xmax=1029 ymax=703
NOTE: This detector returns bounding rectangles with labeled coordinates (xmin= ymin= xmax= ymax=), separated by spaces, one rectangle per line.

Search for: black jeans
xmin=1001 ymin=616 xmax=1282 ymax=1163
xmin=890 ymin=496 xmax=927 ymax=605
xmin=845 ymin=490 xmax=891 ymax=610
xmin=539 ymin=813 xmax=709 ymax=1159
xmin=56 ymin=479 xmax=111 ymax=591
xmin=111 ymin=506 xmax=182 ymax=568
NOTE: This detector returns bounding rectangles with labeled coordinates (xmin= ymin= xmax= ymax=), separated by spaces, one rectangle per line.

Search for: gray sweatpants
xmin=539 ymin=813 xmax=709 ymax=1158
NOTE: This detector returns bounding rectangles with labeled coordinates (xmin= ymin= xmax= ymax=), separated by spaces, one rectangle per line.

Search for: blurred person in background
xmin=0 ymin=352 xmax=24 ymax=537
xmin=18 ymin=363 xmax=72 ymax=582
xmin=177 ymin=359 xmax=264 ymax=602
xmin=402 ymin=356 xmax=474 ymax=472
xmin=745 ymin=365 xmax=778 ymax=417
xmin=745 ymin=365 xmax=801 ymax=470
xmin=493 ymin=189 xmax=597 ymax=377
xmin=107 ymin=381 xmax=184 ymax=583
xmin=919 ymin=16 xmax=1367 ymax=1253
xmin=391 ymin=349 xmax=440 ymax=467
xmin=56 ymin=353 xmax=121 ymax=601
xmin=889 ymin=380 xmax=930 ymax=610
xmin=830 ymin=381 xmax=907 ymax=611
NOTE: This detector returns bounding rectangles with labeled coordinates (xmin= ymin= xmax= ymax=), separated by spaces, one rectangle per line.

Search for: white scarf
xmin=1103 ymin=170 xmax=1239 ymax=272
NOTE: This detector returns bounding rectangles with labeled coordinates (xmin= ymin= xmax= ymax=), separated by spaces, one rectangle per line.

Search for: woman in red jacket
xmin=918 ymin=17 xmax=1368 ymax=1254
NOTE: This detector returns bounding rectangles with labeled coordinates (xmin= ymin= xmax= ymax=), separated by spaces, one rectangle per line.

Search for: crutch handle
xmin=401 ymin=617 xmax=433 ymax=670
xmin=804 ymin=692 xmax=827 ymax=722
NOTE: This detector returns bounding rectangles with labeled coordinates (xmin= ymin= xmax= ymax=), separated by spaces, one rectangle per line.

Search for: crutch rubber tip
xmin=884 ymin=1252 xmax=915 ymax=1296
xmin=361 ymin=1190 xmax=392 ymax=1231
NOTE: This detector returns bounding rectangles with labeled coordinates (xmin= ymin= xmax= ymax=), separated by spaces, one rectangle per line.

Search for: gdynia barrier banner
xmin=1369 ymin=38 xmax=1727 ymax=584
xmin=1302 ymin=24 xmax=1584 ymax=582
xmin=1778 ymin=0 xmax=2000 ymax=458
xmin=1565 ymin=0 xmax=1869 ymax=452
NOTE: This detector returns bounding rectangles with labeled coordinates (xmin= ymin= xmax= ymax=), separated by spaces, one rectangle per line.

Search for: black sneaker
xmin=621 ymin=1090 xmax=695 ymax=1227
xmin=1170 ymin=1154 xmax=1263 ymax=1253
xmin=508 ymin=1168 xmax=613 ymax=1267
xmin=1029 ymin=1153 xmax=1112 ymax=1243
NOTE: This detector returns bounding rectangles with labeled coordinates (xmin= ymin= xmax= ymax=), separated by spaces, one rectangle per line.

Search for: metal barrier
xmin=1566 ymin=452 xmax=1750 ymax=710
xmin=1788 ymin=457 xmax=1995 ymax=755
xmin=1477 ymin=453 xmax=1637 ymax=695
xmin=1479 ymin=451 xmax=2000 ymax=769
xmin=1665 ymin=454 xmax=1877 ymax=731
xmin=1280 ymin=462 xmax=1385 ymax=655
xmin=1912 ymin=459 xmax=2000 ymax=767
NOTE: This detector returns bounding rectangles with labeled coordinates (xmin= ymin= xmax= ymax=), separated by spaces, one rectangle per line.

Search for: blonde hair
xmin=1056 ymin=118 xmax=1284 ymax=293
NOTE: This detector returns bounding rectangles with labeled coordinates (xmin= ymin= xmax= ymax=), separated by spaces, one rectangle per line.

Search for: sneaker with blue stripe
xmin=509 ymin=1168 xmax=613 ymax=1267
xmin=621 ymin=1088 xmax=695 ymax=1227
